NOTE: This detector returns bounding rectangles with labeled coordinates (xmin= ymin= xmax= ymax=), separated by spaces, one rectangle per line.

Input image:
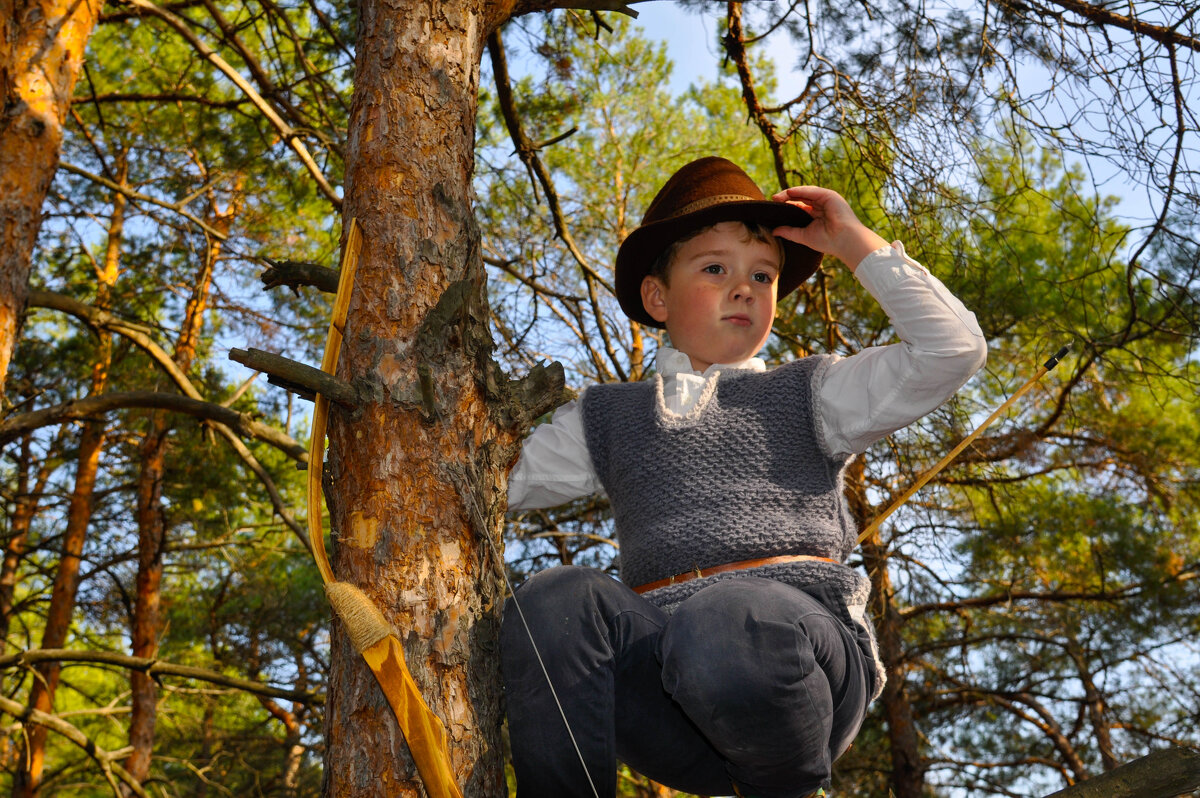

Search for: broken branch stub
xmin=229 ymin=347 xmax=358 ymax=406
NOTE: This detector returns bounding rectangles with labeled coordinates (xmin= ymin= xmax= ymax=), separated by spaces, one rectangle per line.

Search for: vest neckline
xmin=652 ymin=370 xmax=723 ymax=427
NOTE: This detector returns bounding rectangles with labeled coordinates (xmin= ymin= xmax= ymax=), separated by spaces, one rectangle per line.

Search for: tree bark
xmin=1044 ymin=747 xmax=1200 ymax=798
xmin=16 ymin=415 xmax=109 ymax=798
xmin=259 ymin=696 xmax=306 ymax=796
xmin=0 ymin=436 xmax=56 ymax=775
xmin=124 ymin=417 xmax=169 ymax=790
xmin=1065 ymin=633 xmax=1118 ymax=772
xmin=0 ymin=0 xmax=102 ymax=401
xmin=324 ymin=3 xmax=568 ymax=795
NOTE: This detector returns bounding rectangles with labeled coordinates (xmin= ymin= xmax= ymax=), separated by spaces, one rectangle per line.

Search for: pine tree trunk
xmin=862 ymin=537 xmax=926 ymax=798
xmin=15 ymin=417 xmax=108 ymax=798
xmin=125 ymin=419 xmax=169 ymax=790
xmin=124 ymin=210 xmax=224 ymax=789
xmin=0 ymin=0 xmax=102 ymax=401
xmin=324 ymin=3 xmax=564 ymax=795
xmin=844 ymin=457 xmax=926 ymax=797
xmin=0 ymin=438 xmax=57 ymax=776
xmin=0 ymin=437 xmax=53 ymax=654
xmin=15 ymin=156 xmax=125 ymax=798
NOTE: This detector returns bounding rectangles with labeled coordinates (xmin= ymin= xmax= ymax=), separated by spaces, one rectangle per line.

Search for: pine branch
xmin=0 ymin=648 xmax=323 ymax=705
xmin=58 ymin=162 xmax=231 ymax=240
xmin=511 ymin=0 xmax=650 ymax=17
xmin=1003 ymin=0 xmax=1200 ymax=53
xmin=117 ymin=0 xmax=342 ymax=210
xmin=1045 ymin=747 xmax=1200 ymax=797
xmin=0 ymin=693 xmax=151 ymax=798
xmin=0 ymin=391 xmax=306 ymax=461
xmin=486 ymin=27 xmax=626 ymax=383
xmin=260 ymin=258 xmax=340 ymax=295
xmin=228 ymin=347 xmax=358 ymax=405
xmin=27 ymin=289 xmax=311 ymax=547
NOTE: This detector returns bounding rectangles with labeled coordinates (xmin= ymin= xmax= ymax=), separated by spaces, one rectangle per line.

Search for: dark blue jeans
xmin=500 ymin=566 xmax=874 ymax=798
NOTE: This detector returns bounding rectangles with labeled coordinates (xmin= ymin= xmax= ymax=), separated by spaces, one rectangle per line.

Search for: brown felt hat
xmin=615 ymin=157 xmax=823 ymax=328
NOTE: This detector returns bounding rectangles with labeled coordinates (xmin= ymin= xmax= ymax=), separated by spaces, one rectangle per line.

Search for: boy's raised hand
xmin=770 ymin=186 xmax=889 ymax=273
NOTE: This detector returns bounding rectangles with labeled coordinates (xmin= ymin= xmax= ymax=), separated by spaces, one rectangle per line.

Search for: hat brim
xmin=615 ymin=200 xmax=822 ymax=329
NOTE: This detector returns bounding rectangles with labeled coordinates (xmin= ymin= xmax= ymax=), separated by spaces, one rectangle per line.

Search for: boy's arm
xmin=508 ymin=398 xmax=605 ymax=511
xmin=817 ymin=242 xmax=987 ymax=455
xmin=772 ymin=187 xmax=988 ymax=457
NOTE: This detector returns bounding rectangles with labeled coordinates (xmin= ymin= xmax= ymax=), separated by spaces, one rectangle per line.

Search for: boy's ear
xmin=640 ymin=275 xmax=670 ymax=324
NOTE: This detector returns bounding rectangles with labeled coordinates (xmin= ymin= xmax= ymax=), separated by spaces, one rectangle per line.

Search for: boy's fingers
xmin=778 ymin=198 xmax=815 ymax=214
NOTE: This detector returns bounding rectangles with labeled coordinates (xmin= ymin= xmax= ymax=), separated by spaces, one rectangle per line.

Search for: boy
xmin=501 ymin=157 xmax=986 ymax=797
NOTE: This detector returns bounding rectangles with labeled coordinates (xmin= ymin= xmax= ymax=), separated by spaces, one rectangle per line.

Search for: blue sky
xmin=621 ymin=2 xmax=1160 ymax=227
xmin=629 ymin=3 xmax=722 ymax=92
xmin=629 ymin=3 xmax=804 ymax=98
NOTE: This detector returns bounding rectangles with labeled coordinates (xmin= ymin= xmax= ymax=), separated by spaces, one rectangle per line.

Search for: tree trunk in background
xmin=13 ymin=154 xmax=126 ymax=798
xmin=124 ymin=199 xmax=227 ymax=789
xmin=0 ymin=437 xmax=54 ymax=653
xmin=0 ymin=0 xmax=101 ymax=402
xmin=0 ymin=437 xmax=55 ymax=774
xmin=259 ymin=697 xmax=305 ymax=796
xmin=15 ymin=417 xmax=109 ymax=798
xmin=324 ymin=2 xmax=563 ymax=795
xmin=845 ymin=458 xmax=925 ymax=798
xmin=864 ymin=544 xmax=925 ymax=798
xmin=125 ymin=417 xmax=170 ymax=791
xmin=1066 ymin=633 xmax=1118 ymax=772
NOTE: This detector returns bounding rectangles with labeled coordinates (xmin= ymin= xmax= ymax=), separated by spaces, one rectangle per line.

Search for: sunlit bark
xmin=0 ymin=0 xmax=103 ymax=400
xmin=326 ymin=3 xmax=507 ymax=794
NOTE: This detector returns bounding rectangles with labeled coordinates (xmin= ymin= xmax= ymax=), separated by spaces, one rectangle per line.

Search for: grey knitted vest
xmin=581 ymin=356 xmax=885 ymax=697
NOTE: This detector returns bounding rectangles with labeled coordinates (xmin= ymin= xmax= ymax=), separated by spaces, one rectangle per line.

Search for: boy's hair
xmin=647 ymin=221 xmax=785 ymax=286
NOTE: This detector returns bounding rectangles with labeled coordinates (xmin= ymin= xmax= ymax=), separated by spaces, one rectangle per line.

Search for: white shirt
xmin=508 ymin=242 xmax=987 ymax=510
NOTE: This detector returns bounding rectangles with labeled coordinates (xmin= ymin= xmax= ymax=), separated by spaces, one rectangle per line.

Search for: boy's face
xmin=640 ymin=221 xmax=780 ymax=373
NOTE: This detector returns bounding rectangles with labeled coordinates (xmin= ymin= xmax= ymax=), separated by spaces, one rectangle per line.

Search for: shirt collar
xmin=654 ymin=346 xmax=767 ymax=379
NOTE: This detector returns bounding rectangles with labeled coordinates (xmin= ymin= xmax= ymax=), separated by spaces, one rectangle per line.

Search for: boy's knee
xmin=660 ymin=578 xmax=819 ymax=699
xmin=503 ymin=567 xmax=593 ymax=682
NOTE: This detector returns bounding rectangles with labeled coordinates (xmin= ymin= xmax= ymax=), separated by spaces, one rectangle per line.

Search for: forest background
xmin=0 ymin=0 xmax=1198 ymax=796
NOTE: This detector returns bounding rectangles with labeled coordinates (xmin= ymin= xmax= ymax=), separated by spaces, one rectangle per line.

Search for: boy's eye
xmin=703 ymin=264 xmax=725 ymax=274
xmin=753 ymin=271 xmax=776 ymax=284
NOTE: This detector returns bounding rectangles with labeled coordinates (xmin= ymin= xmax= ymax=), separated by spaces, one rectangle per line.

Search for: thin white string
xmin=451 ymin=470 xmax=601 ymax=798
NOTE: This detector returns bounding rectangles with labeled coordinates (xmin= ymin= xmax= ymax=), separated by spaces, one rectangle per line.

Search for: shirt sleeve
xmin=818 ymin=241 xmax=988 ymax=457
xmin=507 ymin=396 xmax=606 ymax=510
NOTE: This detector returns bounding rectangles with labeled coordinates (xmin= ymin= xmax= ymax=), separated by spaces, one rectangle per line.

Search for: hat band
xmin=666 ymin=193 xmax=758 ymax=219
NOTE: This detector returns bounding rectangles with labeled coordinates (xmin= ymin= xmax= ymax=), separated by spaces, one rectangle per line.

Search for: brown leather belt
xmin=632 ymin=554 xmax=838 ymax=595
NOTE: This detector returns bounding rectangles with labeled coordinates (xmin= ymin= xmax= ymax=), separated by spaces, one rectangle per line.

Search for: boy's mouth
xmin=723 ymin=313 xmax=752 ymax=326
